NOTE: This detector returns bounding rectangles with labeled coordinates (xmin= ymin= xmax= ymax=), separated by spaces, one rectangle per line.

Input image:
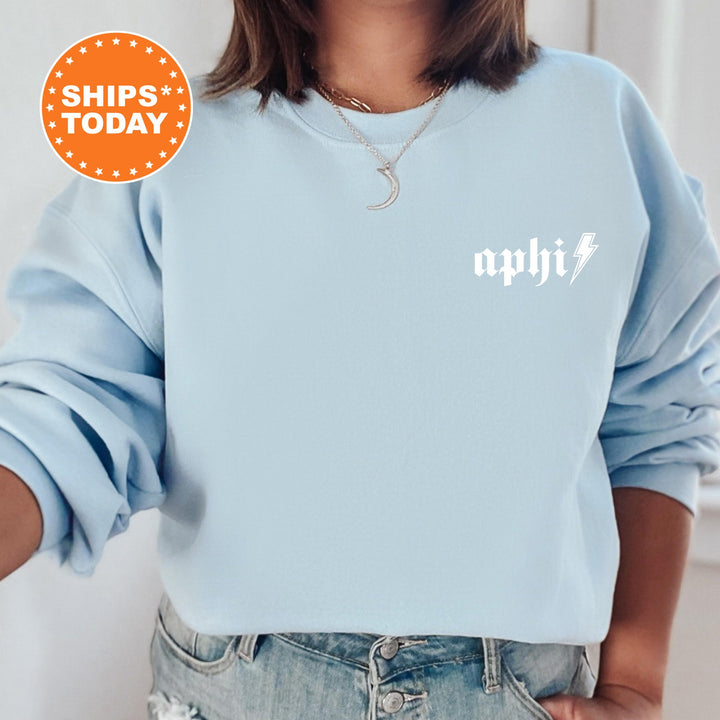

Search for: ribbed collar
xmin=274 ymin=77 xmax=495 ymax=146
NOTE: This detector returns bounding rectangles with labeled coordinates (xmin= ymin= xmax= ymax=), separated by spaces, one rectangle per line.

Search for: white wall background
xmin=0 ymin=1 xmax=718 ymax=718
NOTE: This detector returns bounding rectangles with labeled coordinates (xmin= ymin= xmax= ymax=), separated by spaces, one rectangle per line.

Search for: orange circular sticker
xmin=40 ymin=30 xmax=192 ymax=183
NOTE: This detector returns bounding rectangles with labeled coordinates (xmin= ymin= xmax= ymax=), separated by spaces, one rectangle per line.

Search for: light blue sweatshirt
xmin=1 ymin=45 xmax=719 ymax=644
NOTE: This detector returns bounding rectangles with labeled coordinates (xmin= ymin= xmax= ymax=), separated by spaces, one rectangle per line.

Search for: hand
xmin=536 ymin=682 xmax=663 ymax=720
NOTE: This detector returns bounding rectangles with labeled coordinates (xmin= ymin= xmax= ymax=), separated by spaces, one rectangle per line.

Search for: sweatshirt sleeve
xmin=0 ymin=175 xmax=166 ymax=575
xmin=598 ymin=75 xmax=720 ymax=518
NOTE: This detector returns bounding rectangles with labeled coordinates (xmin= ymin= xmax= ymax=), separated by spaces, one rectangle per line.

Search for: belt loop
xmin=235 ymin=633 xmax=260 ymax=662
xmin=481 ymin=637 xmax=502 ymax=693
xmin=159 ymin=591 xmax=171 ymax=620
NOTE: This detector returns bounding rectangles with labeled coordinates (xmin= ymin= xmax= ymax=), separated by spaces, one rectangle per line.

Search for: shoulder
xmin=187 ymin=73 xmax=265 ymax=122
xmin=520 ymin=45 xmax=644 ymax=113
xmin=511 ymin=45 xmax=651 ymax=130
xmin=155 ymin=73 xmax=266 ymax=180
xmin=533 ymin=45 xmax=631 ymax=89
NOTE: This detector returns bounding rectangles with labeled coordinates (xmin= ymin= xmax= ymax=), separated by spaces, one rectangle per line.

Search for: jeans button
xmin=381 ymin=690 xmax=405 ymax=713
xmin=379 ymin=637 xmax=399 ymax=659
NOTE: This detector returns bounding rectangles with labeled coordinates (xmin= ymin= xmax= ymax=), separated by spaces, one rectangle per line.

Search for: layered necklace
xmin=308 ymin=66 xmax=451 ymax=210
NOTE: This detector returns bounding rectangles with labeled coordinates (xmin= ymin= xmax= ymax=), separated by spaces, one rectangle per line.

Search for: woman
xmin=1 ymin=1 xmax=718 ymax=719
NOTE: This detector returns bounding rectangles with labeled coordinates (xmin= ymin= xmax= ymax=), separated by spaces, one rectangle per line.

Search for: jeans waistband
xmin=158 ymin=591 xmax=508 ymax=693
xmin=275 ymin=631 xmax=508 ymax=674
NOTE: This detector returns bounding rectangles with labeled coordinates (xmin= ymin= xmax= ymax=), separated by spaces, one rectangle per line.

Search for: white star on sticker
xmin=178 ymin=104 xmax=186 ymax=111
xmin=95 ymin=168 xmax=103 ymax=175
xmin=48 ymin=121 xmax=56 ymax=128
xmin=48 ymin=87 xmax=56 ymax=94
xmin=66 ymin=150 xmax=73 ymax=158
xmin=46 ymin=104 xmax=53 ymax=111
xmin=95 ymin=40 xmax=103 ymax=47
xmin=176 ymin=121 xmax=184 ymax=129
xmin=176 ymin=87 xmax=184 ymax=94
xmin=129 ymin=168 xmax=137 ymax=175
xmin=146 ymin=161 xmax=153 ymax=168
xmin=159 ymin=150 xmax=167 ymax=158
xmin=79 ymin=47 xmax=87 ymax=54
xmin=145 ymin=46 xmax=153 ymax=54
xmin=55 ymin=137 xmax=62 ymax=144
xmin=113 ymin=38 xmax=120 ymax=45
xmin=55 ymin=70 xmax=63 ymax=78
xmin=113 ymin=170 xmax=120 ymax=177
xmin=159 ymin=57 xmax=167 ymax=64
xmin=80 ymin=161 xmax=87 ymax=168
xmin=169 ymin=137 xmax=177 ymax=145
xmin=170 ymin=70 xmax=177 ymax=78
xmin=65 ymin=57 xmax=73 ymax=64
xmin=130 ymin=40 xmax=137 ymax=47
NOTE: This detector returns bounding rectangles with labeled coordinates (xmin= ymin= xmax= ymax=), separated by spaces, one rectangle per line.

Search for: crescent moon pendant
xmin=367 ymin=166 xmax=399 ymax=210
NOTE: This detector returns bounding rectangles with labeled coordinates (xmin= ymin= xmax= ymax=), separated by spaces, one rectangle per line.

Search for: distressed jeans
xmin=147 ymin=591 xmax=597 ymax=720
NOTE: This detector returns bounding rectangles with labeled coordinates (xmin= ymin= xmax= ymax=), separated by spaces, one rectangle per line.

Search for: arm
xmin=0 ymin=465 xmax=43 ymax=580
xmin=540 ymin=75 xmax=720 ymax=720
xmin=0 ymin=176 xmax=166 ymax=577
xmin=539 ymin=486 xmax=693 ymax=718
xmin=597 ymin=487 xmax=693 ymax=706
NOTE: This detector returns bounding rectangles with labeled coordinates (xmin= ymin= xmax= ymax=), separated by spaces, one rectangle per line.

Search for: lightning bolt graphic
xmin=570 ymin=233 xmax=598 ymax=285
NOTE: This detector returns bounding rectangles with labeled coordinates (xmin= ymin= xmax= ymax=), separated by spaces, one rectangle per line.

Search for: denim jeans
xmin=147 ymin=591 xmax=597 ymax=720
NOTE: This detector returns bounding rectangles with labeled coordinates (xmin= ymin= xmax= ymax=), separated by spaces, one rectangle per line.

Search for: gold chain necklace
xmin=313 ymin=78 xmax=447 ymax=114
xmin=302 ymin=49 xmax=447 ymax=114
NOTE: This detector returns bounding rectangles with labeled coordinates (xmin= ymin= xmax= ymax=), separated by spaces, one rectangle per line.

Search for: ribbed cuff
xmin=0 ymin=426 xmax=71 ymax=552
xmin=609 ymin=462 xmax=701 ymax=517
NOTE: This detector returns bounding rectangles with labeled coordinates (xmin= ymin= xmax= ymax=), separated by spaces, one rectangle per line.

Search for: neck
xmin=311 ymin=0 xmax=447 ymax=113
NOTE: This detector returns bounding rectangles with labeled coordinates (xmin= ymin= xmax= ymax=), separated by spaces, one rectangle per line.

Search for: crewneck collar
xmin=275 ymin=78 xmax=494 ymax=146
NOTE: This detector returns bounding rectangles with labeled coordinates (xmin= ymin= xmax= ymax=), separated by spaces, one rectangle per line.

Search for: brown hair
xmin=199 ymin=0 xmax=540 ymax=112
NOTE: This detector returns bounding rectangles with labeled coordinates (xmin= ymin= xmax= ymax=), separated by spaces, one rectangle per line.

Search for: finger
xmin=537 ymin=692 xmax=586 ymax=720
